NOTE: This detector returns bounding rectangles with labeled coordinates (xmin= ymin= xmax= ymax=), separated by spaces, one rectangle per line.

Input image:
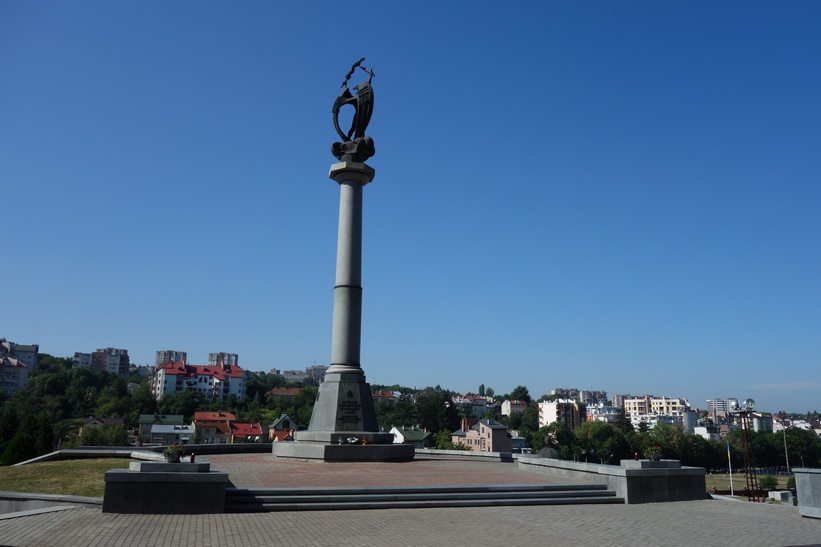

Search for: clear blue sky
xmin=2 ymin=2 xmax=819 ymax=413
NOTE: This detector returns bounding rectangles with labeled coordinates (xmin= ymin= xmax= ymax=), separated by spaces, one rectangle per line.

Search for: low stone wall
xmin=794 ymin=467 xmax=821 ymax=519
xmin=518 ymin=457 xmax=708 ymax=504
xmin=415 ymin=448 xmax=516 ymax=462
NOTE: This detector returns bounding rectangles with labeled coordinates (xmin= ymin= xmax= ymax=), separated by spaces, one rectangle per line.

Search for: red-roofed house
xmin=230 ymin=422 xmax=264 ymax=443
xmin=267 ymin=387 xmax=301 ymax=402
xmin=193 ymin=411 xmax=236 ymax=423
xmin=192 ymin=411 xmax=235 ymax=444
xmin=150 ymin=362 xmax=246 ymax=401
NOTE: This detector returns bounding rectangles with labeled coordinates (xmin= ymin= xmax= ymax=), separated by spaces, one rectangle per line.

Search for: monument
xmin=272 ymin=59 xmax=413 ymax=462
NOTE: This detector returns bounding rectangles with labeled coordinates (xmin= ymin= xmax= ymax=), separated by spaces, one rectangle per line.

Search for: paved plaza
xmin=1 ymin=455 xmax=819 ymax=546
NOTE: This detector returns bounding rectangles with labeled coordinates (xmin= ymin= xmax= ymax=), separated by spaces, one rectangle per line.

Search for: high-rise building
xmin=0 ymin=339 xmax=38 ymax=395
xmin=93 ymin=348 xmax=130 ymax=376
xmin=208 ymin=352 xmax=238 ymax=367
xmin=156 ymin=350 xmax=187 ymax=367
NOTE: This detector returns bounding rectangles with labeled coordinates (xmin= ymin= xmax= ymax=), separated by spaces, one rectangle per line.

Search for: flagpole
xmin=727 ymin=440 xmax=734 ymax=496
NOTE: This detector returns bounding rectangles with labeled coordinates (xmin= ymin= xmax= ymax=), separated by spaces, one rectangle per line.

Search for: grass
xmin=0 ymin=458 xmax=131 ymax=497
xmin=705 ymin=473 xmax=790 ymax=497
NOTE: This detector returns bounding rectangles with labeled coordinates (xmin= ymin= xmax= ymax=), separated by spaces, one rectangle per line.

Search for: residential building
xmin=580 ymin=390 xmax=608 ymax=406
xmin=151 ymin=362 xmax=246 ymax=401
xmin=451 ymin=419 xmax=512 ymax=453
xmin=72 ymin=352 xmax=93 ymax=369
xmin=1 ymin=339 xmax=39 ymax=369
xmin=390 ymin=426 xmax=432 ymax=448
xmin=156 ymin=350 xmax=187 ymax=366
xmin=305 ymin=365 xmax=329 ymax=383
xmin=150 ymin=424 xmax=195 ymax=445
xmin=93 ymin=348 xmax=130 ymax=376
xmin=538 ymin=400 xmax=582 ymax=430
xmin=451 ymin=395 xmax=489 ymax=418
xmin=586 ymin=403 xmax=622 ymax=424
xmin=550 ymin=388 xmax=580 ymax=401
xmin=282 ymin=370 xmax=307 ymax=382
xmin=230 ymin=422 xmax=264 ymax=443
xmin=501 ymin=400 xmax=529 ymax=416
xmin=192 ymin=412 xmax=235 ymax=445
xmin=268 ymin=414 xmax=297 ymax=441
xmin=372 ymin=391 xmax=398 ymax=404
xmin=138 ymin=414 xmax=184 ymax=445
xmin=0 ymin=356 xmax=29 ymax=396
xmin=208 ymin=352 xmax=238 ymax=367
xmin=268 ymin=387 xmax=302 ymax=402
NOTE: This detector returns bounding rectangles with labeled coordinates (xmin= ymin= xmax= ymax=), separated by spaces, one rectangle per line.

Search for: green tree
xmin=1 ymin=431 xmax=36 ymax=465
xmin=508 ymin=386 xmax=532 ymax=404
xmin=416 ymin=388 xmax=461 ymax=434
xmin=759 ymin=475 xmax=778 ymax=490
xmin=574 ymin=421 xmax=629 ymax=464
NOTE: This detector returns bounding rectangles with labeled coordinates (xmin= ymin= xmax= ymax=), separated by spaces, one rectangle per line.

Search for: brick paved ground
xmin=1 ymin=454 xmax=819 ymax=546
xmin=206 ymin=453 xmax=589 ymax=488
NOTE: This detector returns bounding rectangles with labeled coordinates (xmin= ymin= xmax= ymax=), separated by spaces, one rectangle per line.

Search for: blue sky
xmin=2 ymin=2 xmax=819 ymax=413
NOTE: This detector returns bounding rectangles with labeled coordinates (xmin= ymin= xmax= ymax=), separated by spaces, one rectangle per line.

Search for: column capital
xmin=329 ymin=161 xmax=375 ymax=186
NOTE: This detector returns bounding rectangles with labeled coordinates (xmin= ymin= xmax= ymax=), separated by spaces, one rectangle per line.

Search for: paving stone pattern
xmin=1 ymin=454 xmax=819 ymax=546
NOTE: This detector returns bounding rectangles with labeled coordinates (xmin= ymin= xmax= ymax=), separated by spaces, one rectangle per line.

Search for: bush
xmin=759 ymin=475 xmax=778 ymax=490
xmin=787 ymin=475 xmax=796 ymax=490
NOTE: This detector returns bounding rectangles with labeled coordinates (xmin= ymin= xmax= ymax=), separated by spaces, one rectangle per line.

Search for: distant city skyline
xmin=3 ymin=3 xmax=819 ymax=415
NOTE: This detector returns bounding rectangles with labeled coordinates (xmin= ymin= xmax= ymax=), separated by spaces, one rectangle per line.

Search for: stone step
xmin=224 ymin=483 xmax=623 ymax=512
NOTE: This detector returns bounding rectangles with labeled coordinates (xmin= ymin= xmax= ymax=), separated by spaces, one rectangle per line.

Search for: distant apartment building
xmin=72 ymin=347 xmax=129 ymax=376
xmin=0 ymin=339 xmax=37 ymax=395
xmin=550 ymin=388 xmax=580 ymax=401
xmin=156 ymin=350 xmax=187 ymax=366
xmin=208 ymin=353 xmax=238 ymax=367
xmin=538 ymin=400 xmax=582 ymax=430
xmin=271 ymin=364 xmax=329 ymax=384
xmin=0 ymin=356 xmax=29 ymax=395
xmin=580 ymin=390 xmax=608 ymax=406
xmin=1 ymin=339 xmax=39 ymax=368
xmin=452 ymin=395 xmax=489 ymax=419
xmin=586 ymin=403 xmax=622 ymax=424
xmin=501 ymin=400 xmax=529 ymax=416
xmin=452 ymin=419 xmax=512 ymax=453
xmin=282 ymin=369 xmax=307 ymax=382
xmin=623 ymin=396 xmax=690 ymax=417
xmin=151 ymin=361 xmax=246 ymax=401
xmin=305 ymin=365 xmax=328 ymax=383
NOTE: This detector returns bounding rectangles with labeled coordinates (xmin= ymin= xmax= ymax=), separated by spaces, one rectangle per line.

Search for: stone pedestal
xmin=103 ymin=462 xmax=229 ymax=514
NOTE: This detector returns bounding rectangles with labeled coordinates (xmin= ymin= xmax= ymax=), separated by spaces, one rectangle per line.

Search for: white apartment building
xmin=151 ymin=362 xmax=246 ymax=401
xmin=538 ymin=400 xmax=581 ymax=430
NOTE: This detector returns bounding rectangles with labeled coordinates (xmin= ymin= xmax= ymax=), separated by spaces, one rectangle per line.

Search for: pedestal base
xmin=272 ymin=441 xmax=414 ymax=462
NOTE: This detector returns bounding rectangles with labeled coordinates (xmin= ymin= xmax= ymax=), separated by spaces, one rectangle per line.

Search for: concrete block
xmin=794 ymin=468 xmax=821 ymax=519
xmin=103 ymin=469 xmax=229 ymax=514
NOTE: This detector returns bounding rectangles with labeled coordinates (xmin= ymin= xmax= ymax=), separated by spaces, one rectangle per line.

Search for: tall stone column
xmin=293 ymin=161 xmax=392 ymax=446
xmin=327 ymin=161 xmax=373 ymax=375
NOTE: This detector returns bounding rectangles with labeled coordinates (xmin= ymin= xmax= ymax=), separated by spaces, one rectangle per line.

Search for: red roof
xmin=271 ymin=430 xmax=294 ymax=441
xmin=194 ymin=411 xmax=236 ymax=422
xmin=158 ymin=362 xmax=244 ymax=379
xmin=0 ymin=357 xmax=27 ymax=368
xmin=372 ymin=391 xmax=396 ymax=398
xmin=268 ymin=387 xmax=301 ymax=397
xmin=230 ymin=422 xmax=263 ymax=437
